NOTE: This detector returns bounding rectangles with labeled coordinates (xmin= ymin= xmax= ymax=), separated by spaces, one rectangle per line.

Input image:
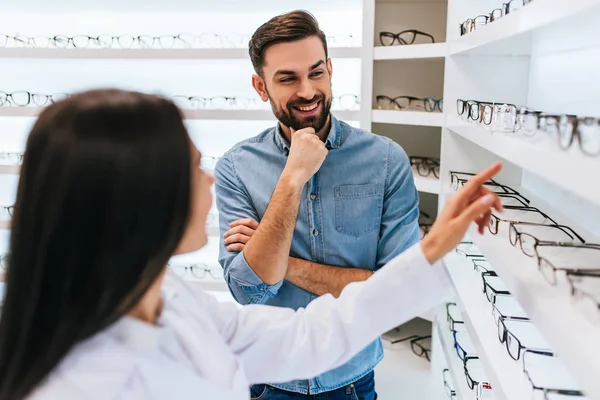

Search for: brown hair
xmin=249 ymin=10 xmax=329 ymax=76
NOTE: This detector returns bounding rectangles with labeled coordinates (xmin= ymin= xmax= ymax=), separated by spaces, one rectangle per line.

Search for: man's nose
xmin=296 ymin=79 xmax=316 ymax=100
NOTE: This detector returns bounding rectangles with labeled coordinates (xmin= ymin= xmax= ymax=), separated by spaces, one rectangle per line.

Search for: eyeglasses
xmin=171 ymin=95 xmax=262 ymax=110
xmin=376 ymin=95 xmax=442 ymax=112
xmin=410 ymin=156 xmax=440 ymax=178
xmin=1 ymin=205 xmax=14 ymax=218
xmin=457 ymin=98 xmax=600 ymax=157
xmin=0 ymin=152 xmax=24 ymax=165
xmin=0 ymin=254 xmax=9 ymax=270
xmin=459 ymin=0 xmax=534 ymax=36
xmin=566 ymin=271 xmax=600 ymax=321
xmin=379 ymin=30 xmax=435 ymax=46
xmin=390 ymin=334 xmax=432 ymax=361
xmin=481 ymin=271 xmax=510 ymax=304
xmin=455 ymin=241 xmax=485 ymax=258
xmin=523 ymin=350 xmax=586 ymax=398
xmin=449 ymin=171 xmax=523 ymax=196
xmin=508 ymin=222 xmax=586 ymax=258
xmin=0 ymin=91 xmax=71 ymax=107
xmin=419 ymin=223 xmax=432 ymax=239
xmin=453 ymin=330 xmax=469 ymax=362
xmin=442 ymin=369 xmax=457 ymax=399
xmin=498 ymin=318 xmax=551 ymax=360
xmin=446 ymin=302 xmax=464 ymax=332
xmin=472 ymin=258 xmax=493 ymax=273
xmin=167 ymin=262 xmax=222 ymax=280
xmin=488 ymin=206 xmax=558 ymax=235
xmin=331 ymin=94 xmax=361 ymax=110
xmin=463 ymin=356 xmax=492 ymax=392
xmin=536 ymin=244 xmax=600 ymax=286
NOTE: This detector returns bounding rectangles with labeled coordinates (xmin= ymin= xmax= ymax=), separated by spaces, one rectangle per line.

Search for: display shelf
xmin=186 ymin=279 xmax=229 ymax=292
xmin=0 ymin=166 xmax=20 ymax=175
xmin=373 ymin=43 xmax=447 ymax=60
xmin=0 ymin=107 xmax=361 ymax=122
xmin=435 ymin=314 xmax=474 ymax=400
xmin=371 ymin=110 xmax=444 ymax=127
xmin=462 ymin=189 xmax=600 ymax=400
xmin=444 ymin=253 xmax=530 ymax=400
xmin=447 ymin=122 xmax=600 ymax=209
xmin=0 ymin=46 xmax=362 ymax=60
xmin=0 ymin=221 xmax=9 ymax=230
xmin=414 ymin=174 xmax=441 ymax=195
xmin=448 ymin=0 xmax=600 ymax=56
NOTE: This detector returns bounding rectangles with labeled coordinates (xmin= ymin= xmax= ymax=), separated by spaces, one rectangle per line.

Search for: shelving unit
xmin=1 ymin=0 xmax=600 ymax=398
xmin=371 ymin=110 xmax=444 ymax=127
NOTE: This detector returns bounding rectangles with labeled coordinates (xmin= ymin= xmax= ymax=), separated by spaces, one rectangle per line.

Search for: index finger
xmin=459 ymin=162 xmax=503 ymax=198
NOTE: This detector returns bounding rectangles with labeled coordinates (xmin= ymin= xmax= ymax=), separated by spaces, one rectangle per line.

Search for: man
xmin=214 ymin=10 xmax=420 ymax=400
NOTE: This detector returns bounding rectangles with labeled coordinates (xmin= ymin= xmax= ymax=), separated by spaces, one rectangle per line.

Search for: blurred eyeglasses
xmin=167 ymin=262 xmax=222 ymax=280
xmin=535 ymin=243 xmax=600 ymax=286
xmin=508 ymin=222 xmax=586 ymax=258
xmin=172 ymin=95 xmax=261 ymax=110
xmin=0 ymin=152 xmax=24 ymax=165
xmin=1 ymin=205 xmax=14 ymax=218
xmin=446 ymin=302 xmax=464 ymax=332
xmin=331 ymin=94 xmax=360 ymax=110
xmin=410 ymin=156 xmax=440 ymax=178
xmin=442 ymin=368 xmax=457 ymax=399
xmin=523 ymin=350 xmax=586 ymax=398
xmin=379 ymin=30 xmax=435 ymax=46
xmin=377 ymin=95 xmax=442 ymax=112
xmin=0 ymin=91 xmax=70 ymax=107
xmin=566 ymin=271 xmax=600 ymax=322
xmin=0 ymin=254 xmax=9 ymax=270
xmin=460 ymin=0 xmax=533 ymax=36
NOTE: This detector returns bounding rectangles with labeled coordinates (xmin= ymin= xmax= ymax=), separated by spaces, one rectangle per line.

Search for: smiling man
xmin=214 ymin=10 xmax=420 ymax=400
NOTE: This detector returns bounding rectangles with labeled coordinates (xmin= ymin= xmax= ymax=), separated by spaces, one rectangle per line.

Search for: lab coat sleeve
xmin=203 ymin=242 xmax=454 ymax=385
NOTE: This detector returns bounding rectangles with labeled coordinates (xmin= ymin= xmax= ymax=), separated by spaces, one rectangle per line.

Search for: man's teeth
xmin=297 ymin=102 xmax=319 ymax=112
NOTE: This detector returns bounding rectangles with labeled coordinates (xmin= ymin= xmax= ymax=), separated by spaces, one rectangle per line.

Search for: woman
xmin=0 ymin=89 xmax=502 ymax=400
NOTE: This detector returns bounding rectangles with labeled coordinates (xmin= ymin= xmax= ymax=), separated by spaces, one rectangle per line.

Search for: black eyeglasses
xmin=410 ymin=335 xmax=431 ymax=361
xmin=481 ymin=271 xmax=510 ymax=304
xmin=472 ymin=258 xmax=492 ymax=274
xmin=523 ymin=350 xmax=585 ymax=398
xmin=455 ymin=241 xmax=485 ymax=258
xmin=446 ymin=302 xmax=464 ymax=332
xmin=497 ymin=193 xmax=531 ymax=207
xmin=167 ymin=263 xmax=222 ymax=279
xmin=508 ymin=222 xmax=586 ymax=258
xmin=449 ymin=171 xmax=520 ymax=195
xmin=424 ymin=98 xmax=443 ymax=112
xmin=410 ymin=156 xmax=440 ymax=178
xmin=459 ymin=0 xmax=533 ymax=36
xmin=498 ymin=318 xmax=551 ymax=361
xmin=379 ymin=29 xmax=435 ymax=46
xmin=463 ymin=356 xmax=491 ymax=391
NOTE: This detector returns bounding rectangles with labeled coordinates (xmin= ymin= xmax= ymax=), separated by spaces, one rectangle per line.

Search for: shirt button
xmin=310 ymin=194 xmax=316 ymax=200
xmin=313 ymin=229 xmax=319 ymax=236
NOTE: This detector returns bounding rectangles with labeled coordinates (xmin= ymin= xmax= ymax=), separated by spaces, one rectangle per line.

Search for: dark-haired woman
xmin=0 ymin=89 xmax=502 ymax=400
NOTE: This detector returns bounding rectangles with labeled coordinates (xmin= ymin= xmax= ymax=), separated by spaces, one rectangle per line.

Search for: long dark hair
xmin=0 ymin=89 xmax=192 ymax=399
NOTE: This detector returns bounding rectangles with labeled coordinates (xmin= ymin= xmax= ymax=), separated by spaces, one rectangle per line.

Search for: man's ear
xmin=327 ymin=58 xmax=333 ymax=79
xmin=252 ymin=74 xmax=270 ymax=102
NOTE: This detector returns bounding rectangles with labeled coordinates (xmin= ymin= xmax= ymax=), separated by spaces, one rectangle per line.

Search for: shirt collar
xmin=274 ymin=115 xmax=342 ymax=155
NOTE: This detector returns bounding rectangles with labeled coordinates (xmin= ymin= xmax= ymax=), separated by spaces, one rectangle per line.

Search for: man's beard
xmin=269 ymin=93 xmax=332 ymax=133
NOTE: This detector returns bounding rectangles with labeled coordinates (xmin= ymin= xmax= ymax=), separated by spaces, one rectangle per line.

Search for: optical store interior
xmin=1 ymin=0 xmax=600 ymax=399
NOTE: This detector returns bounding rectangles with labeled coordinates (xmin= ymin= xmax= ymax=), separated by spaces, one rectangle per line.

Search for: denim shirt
xmin=214 ymin=116 xmax=420 ymax=395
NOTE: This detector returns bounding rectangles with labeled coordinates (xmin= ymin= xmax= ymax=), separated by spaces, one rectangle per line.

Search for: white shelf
xmin=373 ymin=43 xmax=447 ymax=60
xmin=448 ymin=0 xmax=600 ymax=56
xmin=186 ymin=279 xmax=229 ymax=292
xmin=414 ymin=174 xmax=441 ymax=195
xmin=447 ymin=122 xmax=600 ymax=209
xmin=464 ymin=207 xmax=600 ymax=400
xmin=435 ymin=314 xmax=473 ymax=400
xmin=0 ymin=221 xmax=9 ymax=230
xmin=0 ymin=166 xmax=20 ymax=175
xmin=371 ymin=110 xmax=444 ymax=127
xmin=444 ymin=253 xmax=530 ymax=400
xmin=0 ymin=46 xmax=362 ymax=60
xmin=0 ymin=107 xmax=360 ymax=122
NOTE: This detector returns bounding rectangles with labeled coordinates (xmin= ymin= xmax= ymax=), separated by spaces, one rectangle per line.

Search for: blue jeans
xmin=250 ymin=371 xmax=377 ymax=400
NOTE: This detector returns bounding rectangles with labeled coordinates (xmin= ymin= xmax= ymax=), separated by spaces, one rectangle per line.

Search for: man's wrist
xmin=279 ymin=170 xmax=306 ymax=194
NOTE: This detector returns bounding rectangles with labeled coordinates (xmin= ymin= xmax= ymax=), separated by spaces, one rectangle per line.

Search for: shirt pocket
xmin=334 ymin=183 xmax=382 ymax=237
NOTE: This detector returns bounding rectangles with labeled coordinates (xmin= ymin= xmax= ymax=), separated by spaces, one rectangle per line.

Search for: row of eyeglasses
xmin=451 ymin=171 xmax=600 ymax=321
xmin=0 ymin=90 xmax=362 ymax=111
xmin=460 ymin=0 xmax=534 ymax=36
xmin=456 ymin=98 xmax=600 ymax=157
xmin=0 ymin=33 xmax=356 ymax=50
xmin=376 ymin=95 xmax=443 ymax=113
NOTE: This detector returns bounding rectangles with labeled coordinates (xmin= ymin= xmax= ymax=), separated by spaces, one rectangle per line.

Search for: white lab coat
xmin=28 ymin=243 xmax=452 ymax=400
